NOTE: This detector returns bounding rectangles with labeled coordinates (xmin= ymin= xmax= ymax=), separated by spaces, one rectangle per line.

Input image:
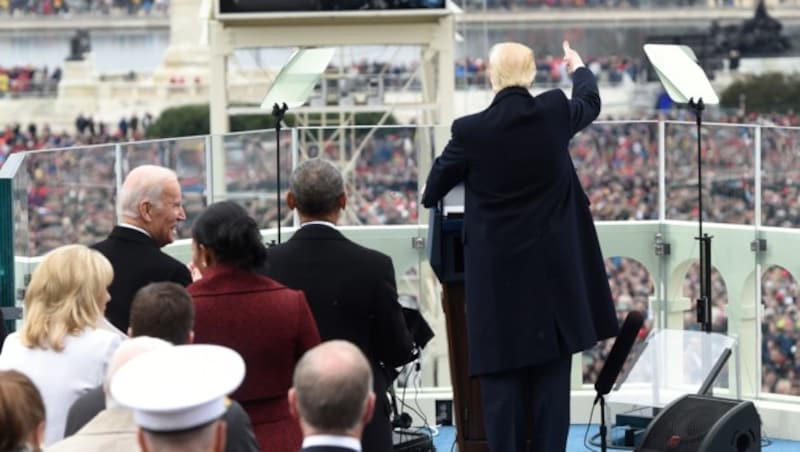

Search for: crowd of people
xmin=455 ymin=55 xmax=646 ymax=88
xmin=320 ymin=54 xmax=647 ymax=100
xmin=459 ymin=0 xmax=769 ymax=9
xmin=0 ymin=112 xmax=153 ymax=160
xmin=0 ymin=66 xmax=61 ymax=98
xmin=0 ymin=0 xmax=169 ymax=16
xmin=762 ymin=266 xmax=800 ymax=396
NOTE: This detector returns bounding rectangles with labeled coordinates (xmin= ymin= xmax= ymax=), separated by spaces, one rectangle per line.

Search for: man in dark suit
xmin=289 ymin=340 xmax=375 ymax=452
xmin=92 ymin=165 xmax=192 ymax=332
xmin=421 ymin=41 xmax=619 ymax=451
xmin=265 ymin=158 xmax=416 ymax=452
xmin=63 ymin=282 xmax=259 ymax=452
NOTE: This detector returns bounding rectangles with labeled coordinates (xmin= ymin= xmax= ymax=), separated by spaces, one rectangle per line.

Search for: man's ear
xmin=137 ymin=429 xmax=151 ymax=452
xmin=338 ymin=192 xmax=347 ymax=210
xmin=362 ymin=391 xmax=376 ymax=425
xmin=33 ymin=421 xmax=45 ymax=449
xmin=287 ymin=192 xmax=297 ymax=210
xmin=213 ymin=420 xmax=227 ymax=452
xmin=288 ymin=388 xmax=299 ymax=420
xmin=138 ymin=200 xmax=153 ymax=223
xmin=187 ymin=330 xmax=195 ymax=344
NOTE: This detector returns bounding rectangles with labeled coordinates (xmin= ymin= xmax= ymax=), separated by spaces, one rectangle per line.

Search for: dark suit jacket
xmin=189 ymin=264 xmax=321 ymax=452
xmin=64 ymin=386 xmax=260 ymax=452
xmin=421 ymin=67 xmax=619 ymax=376
xmin=265 ymin=225 xmax=415 ymax=452
xmin=91 ymin=226 xmax=192 ymax=331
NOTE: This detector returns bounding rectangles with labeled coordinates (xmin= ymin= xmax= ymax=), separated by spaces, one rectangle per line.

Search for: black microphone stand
xmin=597 ymin=394 xmax=609 ymax=452
xmin=271 ymin=102 xmax=288 ymax=245
xmin=689 ymin=97 xmax=713 ymax=334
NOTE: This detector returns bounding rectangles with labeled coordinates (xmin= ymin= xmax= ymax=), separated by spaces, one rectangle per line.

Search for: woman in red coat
xmin=188 ymin=201 xmax=320 ymax=452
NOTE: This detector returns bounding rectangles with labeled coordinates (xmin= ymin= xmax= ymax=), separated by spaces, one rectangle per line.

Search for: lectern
xmin=427 ymin=185 xmax=489 ymax=452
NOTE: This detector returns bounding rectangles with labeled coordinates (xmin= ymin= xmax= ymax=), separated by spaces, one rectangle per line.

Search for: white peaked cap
xmin=110 ymin=344 xmax=246 ymax=432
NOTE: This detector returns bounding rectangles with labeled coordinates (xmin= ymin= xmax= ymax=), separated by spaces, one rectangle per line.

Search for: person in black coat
xmin=289 ymin=341 xmax=376 ymax=452
xmin=91 ymin=165 xmax=192 ymax=332
xmin=265 ymin=158 xmax=416 ymax=452
xmin=421 ymin=41 xmax=620 ymax=452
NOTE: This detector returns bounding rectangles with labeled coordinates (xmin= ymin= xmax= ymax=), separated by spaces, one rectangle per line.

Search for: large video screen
xmin=220 ymin=0 xmax=446 ymax=13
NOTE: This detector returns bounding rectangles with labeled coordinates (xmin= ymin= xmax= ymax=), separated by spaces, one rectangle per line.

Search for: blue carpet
xmin=427 ymin=425 xmax=800 ymax=451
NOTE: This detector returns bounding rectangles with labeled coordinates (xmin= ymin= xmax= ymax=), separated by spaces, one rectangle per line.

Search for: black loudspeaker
xmin=636 ymin=394 xmax=761 ymax=452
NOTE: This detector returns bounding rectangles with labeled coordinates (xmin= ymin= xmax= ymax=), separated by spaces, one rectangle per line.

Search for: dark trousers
xmin=479 ymin=354 xmax=572 ymax=452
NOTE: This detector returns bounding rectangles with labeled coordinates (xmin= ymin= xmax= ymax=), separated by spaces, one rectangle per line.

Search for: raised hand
xmin=563 ymin=40 xmax=585 ymax=75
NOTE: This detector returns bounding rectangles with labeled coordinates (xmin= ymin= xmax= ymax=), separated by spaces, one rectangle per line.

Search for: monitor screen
xmin=220 ymin=0 xmax=446 ymax=13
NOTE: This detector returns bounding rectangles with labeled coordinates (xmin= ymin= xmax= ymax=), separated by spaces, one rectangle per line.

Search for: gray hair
xmin=293 ymin=340 xmax=373 ymax=433
xmin=117 ymin=165 xmax=178 ymax=220
xmin=289 ymin=159 xmax=344 ymax=216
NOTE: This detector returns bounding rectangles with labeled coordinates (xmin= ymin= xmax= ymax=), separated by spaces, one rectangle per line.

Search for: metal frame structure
xmin=207 ymin=4 xmax=458 ymax=201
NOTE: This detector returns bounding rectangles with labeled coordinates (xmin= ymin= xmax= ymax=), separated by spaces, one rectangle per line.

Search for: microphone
xmin=594 ymin=310 xmax=645 ymax=402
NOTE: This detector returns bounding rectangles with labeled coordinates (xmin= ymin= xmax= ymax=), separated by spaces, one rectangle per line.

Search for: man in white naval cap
xmin=111 ymin=344 xmax=245 ymax=452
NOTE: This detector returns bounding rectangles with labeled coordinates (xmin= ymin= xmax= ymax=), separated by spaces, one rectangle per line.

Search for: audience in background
xmin=64 ymin=282 xmax=260 ymax=452
xmin=92 ymin=164 xmax=192 ymax=332
xmin=762 ymin=266 xmax=800 ymax=396
xmin=290 ymin=340 xmax=376 ymax=452
xmin=0 ymin=0 xmax=168 ymax=16
xmin=0 ymin=244 xmax=122 ymax=445
xmin=266 ymin=158 xmax=415 ymax=452
xmin=47 ymin=336 xmax=172 ymax=452
xmin=0 ymin=370 xmax=46 ymax=452
xmin=0 ymin=66 xmax=60 ymax=98
xmin=189 ymin=200 xmax=321 ymax=452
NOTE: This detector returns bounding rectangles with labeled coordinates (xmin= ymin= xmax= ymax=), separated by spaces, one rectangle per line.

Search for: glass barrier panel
xmin=583 ymin=257 xmax=654 ymax=385
xmin=664 ymin=122 xmax=756 ymax=224
xmin=295 ymin=126 xmax=424 ymax=226
xmin=0 ymin=154 xmax=30 ymax=330
xmin=759 ymin=126 xmax=800 ymax=397
xmin=122 ymin=137 xmax=209 ymax=239
xmin=573 ymin=121 xmax=659 ymax=221
xmin=7 ymin=154 xmax=31 ymax=259
xmin=760 ymin=126 xmax=800 ymax=228
xmin=216 ymin=130 xmax=290 ymax=231
xmin=608 ymin=329 xmax=737 ymax=408
xmin=23 ymin=145 xmax=118 ymax=255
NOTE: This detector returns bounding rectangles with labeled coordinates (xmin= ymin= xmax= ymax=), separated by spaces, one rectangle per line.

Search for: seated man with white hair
xmin=92 ymin=165 xmax=192 ymax=332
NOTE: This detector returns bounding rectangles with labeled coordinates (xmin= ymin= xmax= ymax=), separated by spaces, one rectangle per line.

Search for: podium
xmin=428 ymin=187 xmax=489 ymax=452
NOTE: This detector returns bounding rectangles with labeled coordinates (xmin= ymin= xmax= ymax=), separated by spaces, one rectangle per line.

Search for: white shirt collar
xmin=300 ymin=220 xmax=337 ymax=229
xmin=118 ymin=222 xmax=151 ymax=237
xmin=302 ymin=434 xmax=361 ymax=451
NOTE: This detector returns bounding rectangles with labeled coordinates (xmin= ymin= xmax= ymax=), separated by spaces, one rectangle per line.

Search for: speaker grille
xmin=638 ymin=397 xmax=739 ymax=452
